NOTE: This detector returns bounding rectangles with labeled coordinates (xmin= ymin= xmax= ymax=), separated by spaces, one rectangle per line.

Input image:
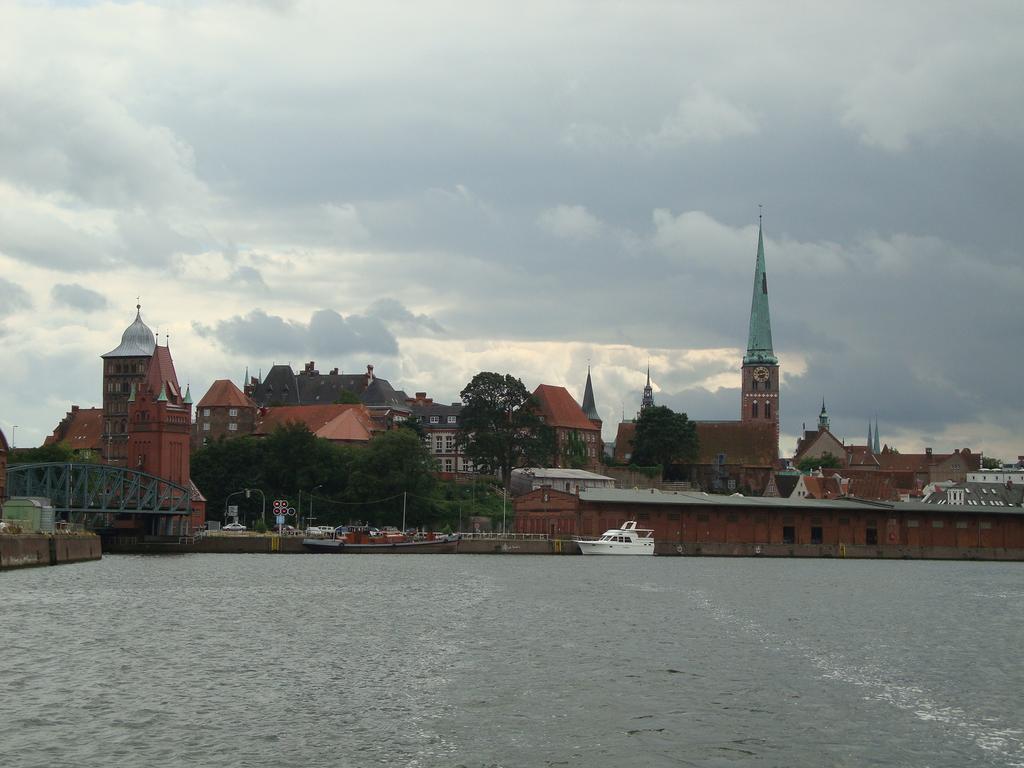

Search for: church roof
xmin=581 ymin=368 xmax=600 ymax=422
xmin=103 ymin=305 xmax=156 ymax=358
xmin=197 ymin=379 xmax=256 ymax=409
xmin=743 ymin=222 xmax=778 ymax=366
xmin=532 ymin=384 xmax=597 ymax=431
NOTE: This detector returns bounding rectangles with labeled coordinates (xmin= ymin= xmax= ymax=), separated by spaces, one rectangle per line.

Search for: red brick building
xmin=127 ymin=345 xmax=193 ymax=489
xmin=532 ymin=384 xmax=602 ymax=470
xmin=193 ymin=379 xmax=258 ymax=449
xmin=408 ymin=392 xmax=472 ymax=478
xmin=44 ymin=406 xmax=105 ymax=460
xmin=101 ymin=304 xmax=156 ymax=466
xmin=513 ymin=487 xmax=1024 ymax=553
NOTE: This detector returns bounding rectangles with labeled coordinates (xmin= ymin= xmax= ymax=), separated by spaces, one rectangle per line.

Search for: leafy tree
xmin=346 ymin=428 xmax=437 ymax=527
xmin=457 ymin=372 xmax=549 ymax=489
xmin=981 ymin=455 xmax=1003 ymax=469
xmin=8 ymin=442 xmax=77 ymax=464
xmin=796 ymin=452 xmax=842 ymax=473
xmin=631 ymin=405 xmax=699 ymax=480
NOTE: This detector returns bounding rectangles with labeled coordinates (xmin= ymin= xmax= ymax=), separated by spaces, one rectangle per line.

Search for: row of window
xmin=751 ymin=402 xmax=772 ymax=418
xmin=427 ymin=415 xmax=458 ymax=424
xmin=201 ymin=408 xmax=239 ymax=417
xmin=202 ymin=423 xmax=238 ymax=431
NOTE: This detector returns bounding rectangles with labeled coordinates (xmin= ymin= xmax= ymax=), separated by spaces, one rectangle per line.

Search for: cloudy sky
xmin=1 ymin=1 xmax=1022 ymax=461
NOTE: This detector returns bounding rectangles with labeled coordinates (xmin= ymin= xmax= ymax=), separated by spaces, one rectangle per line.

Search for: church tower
xmin=740 ymin=216 xmax=780 ymax=454
xmin=102 ymin=304 xmax=156 ymax=466
xmin=581 ymin=365 xmax=602 ymax=432
xmin=640 ymin=364 xmax=655 ymax=412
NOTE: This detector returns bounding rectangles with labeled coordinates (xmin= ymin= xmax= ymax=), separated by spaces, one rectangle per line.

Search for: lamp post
xmin=11 ymin=425 xmax=17 ymax=450
xmin=308 ymin=485 xmax=322 ymax=531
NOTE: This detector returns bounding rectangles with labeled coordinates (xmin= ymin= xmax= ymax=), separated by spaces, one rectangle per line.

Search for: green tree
xmin=457 ymin=372 xmax=550 ymax=489
xmin=562 ymin=430 xmax=588 ymax=469
xmin=347 ymin=428 xmax=437 ymax=527
xmin=981 ymin=455 xmax=1003 ymax=469
xmin=631 ymin=405 xmax=699 ymax=480
xmin=8 ymin=442 xmax=77 ymax=464
xmin=796 ymin=452 xmax=842 ymax=473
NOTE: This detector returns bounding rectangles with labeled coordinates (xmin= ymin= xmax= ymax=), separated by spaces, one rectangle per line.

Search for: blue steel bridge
xmin=6 ymin=462 xmax=193 ymax=534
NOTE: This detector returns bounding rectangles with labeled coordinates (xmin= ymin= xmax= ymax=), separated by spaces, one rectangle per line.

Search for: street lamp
xmin=308 ymin=485 xmax=322 ymax=530
xmin=11 ymin=425 xmax=17 ymax=450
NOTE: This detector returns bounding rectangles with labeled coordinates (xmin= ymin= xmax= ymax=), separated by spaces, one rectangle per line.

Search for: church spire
xmin=873 ymin=416 xmax=881 ymax=454
xmin=868 ymin=421 xmax=873 ymax=453
xmin=743 ymin=216 xmax=778 ymax=366
xmin=641 ymin=363 xmax=655 ymax=411
xmin=581 ymin=365 xmax=600 ymax=422
xmin=818 ymin=398 xmax=829 ymax=430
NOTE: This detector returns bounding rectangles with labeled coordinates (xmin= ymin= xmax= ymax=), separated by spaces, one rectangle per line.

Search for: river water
xmin=2 ymin=554 xmax=1022 ymax=767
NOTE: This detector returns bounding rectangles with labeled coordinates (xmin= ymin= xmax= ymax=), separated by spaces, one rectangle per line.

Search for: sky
xmin=1 ymin=1 xmax=1022 ymax=462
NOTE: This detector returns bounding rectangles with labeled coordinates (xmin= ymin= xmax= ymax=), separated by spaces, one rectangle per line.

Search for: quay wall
xmin=652 ymin=541 xmax=1024 ymax=560
xmin=0 ymin=534 xmax=102 ymax=570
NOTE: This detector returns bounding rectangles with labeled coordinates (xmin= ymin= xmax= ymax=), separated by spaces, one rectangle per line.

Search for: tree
xmin=631 ymin=405 xmax=698 ymax=480
xmin=346 ymin=428 xmax=437 ymax=527
xmin=982 ymin=455 xmax=1003 ymax=470
xmin=8 ymin=442 xmax=77 ymax=464
xmin=796 ymin=452 xmax=842 ymax=473
xmin=457 ymin=372 xmax=550 ymax=489
xmin=562 ymin=430 xmax=588 ymax=469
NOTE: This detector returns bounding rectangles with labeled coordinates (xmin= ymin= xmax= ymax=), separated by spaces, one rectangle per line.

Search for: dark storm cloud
xmin=194 ymin=308 xmax=398 ymax=358
xmin=51 ymin=283 xmax=107 ymax=312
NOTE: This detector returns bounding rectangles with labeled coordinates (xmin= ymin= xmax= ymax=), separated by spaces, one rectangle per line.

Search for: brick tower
xmin=740 ymin=216 xmax=780 ymax=457
xmin=101 ymin=304 xmax=156 ymax=465
xmin=127 ymin=343 xmax=193 ymax=488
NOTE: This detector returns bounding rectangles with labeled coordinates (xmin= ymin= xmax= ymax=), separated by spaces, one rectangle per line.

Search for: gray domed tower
xmin=101 ymin=304 xmax=156 ymax=465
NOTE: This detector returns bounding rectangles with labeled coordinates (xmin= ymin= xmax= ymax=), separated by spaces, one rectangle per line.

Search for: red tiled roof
xmin=145 ymin=345 xmax=182 ymax=401
xmin=801 ymin=475 xmax=843 ymax=499
xmin=197 ymin=379 xmax=256 ymax=409
xmin=44 ymin=407 xmax=105 ymax=452
xmin=532 ymin=384 xmax=597 ymax=431
xmin=695 ymin=421 xmax=777 ymax=466
xmin=613 ymin=421 xmax=637 ymax=462
xmin=253 ymin=404 xmax=376 ymax=439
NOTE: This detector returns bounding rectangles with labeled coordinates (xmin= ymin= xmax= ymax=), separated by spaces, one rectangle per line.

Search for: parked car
xmin=223 ymin=522 xmax=247 ymax=532
xmin=273 ymin=524 xmax=298 ymax=534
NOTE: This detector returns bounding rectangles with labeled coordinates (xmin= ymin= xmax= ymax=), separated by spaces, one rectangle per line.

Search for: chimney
xmin=366 ymin=364 xmax=374 ymax=382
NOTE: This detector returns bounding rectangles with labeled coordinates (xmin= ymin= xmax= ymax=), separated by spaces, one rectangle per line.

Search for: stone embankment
xmin=0 ymin=534 xmax=102 ymax=570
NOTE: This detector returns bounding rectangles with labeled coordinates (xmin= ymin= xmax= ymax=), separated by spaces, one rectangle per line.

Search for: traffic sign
xmin=276 ymin=514 xmax=285 ymax=526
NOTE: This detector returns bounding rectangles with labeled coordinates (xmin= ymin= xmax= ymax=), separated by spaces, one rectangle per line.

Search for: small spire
xmin=183 ymin=384 xmax=193 ymax=405
xmin=157 ymin=383 xmax=168 ymax=402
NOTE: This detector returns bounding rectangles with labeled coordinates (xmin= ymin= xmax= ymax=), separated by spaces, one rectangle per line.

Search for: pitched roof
xmin=252 ymin=404 xmax=379 ymax=441
xmin=249 ymin=363 xmax=410 ymax=411
xmin=532 ymin=384 xmax=597 ymax=431
xmin=695 ymin=421 xmax=777 ymax=466
xmin=846 ymin=445 xmax=880 ymax=467
xmin=581 ymin=368 xmax=600 ymax=421
xmin=196 ymin=379 xmax=256 ymax=409
xmin=773 ymin=473 xmax=800 ymax=498
xmin=44 ymin=407 xmax=105 ymax=452
xmin=800 ymin=475 xmax=844 ymax=499
xmin=875 ymin=447 xmax=981 ymax=473
xmin=613 ymin=421 xmax=637 ymax=462
xmin=144 ymin=346 xmax=182 ymax=403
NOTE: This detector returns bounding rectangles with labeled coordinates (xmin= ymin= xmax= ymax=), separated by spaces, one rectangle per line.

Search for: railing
xmin=457 ymin=532 xmax=551 ymax=541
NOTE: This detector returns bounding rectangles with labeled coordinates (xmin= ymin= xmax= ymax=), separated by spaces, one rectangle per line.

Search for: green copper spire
xmin=743 ymin=219 xmax=778 ymax=366
xmin=157 ymin=383 xmax=168 ymax=402
xmin=183 ymin=384 xmax=193 ymax=405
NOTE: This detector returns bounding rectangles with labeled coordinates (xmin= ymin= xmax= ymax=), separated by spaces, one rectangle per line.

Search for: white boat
xmin=575 ymin=521 xmax=655 ymax=555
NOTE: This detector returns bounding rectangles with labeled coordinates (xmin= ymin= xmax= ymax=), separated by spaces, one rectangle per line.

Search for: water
xmin=1 ymin=555 xmax=1022 ymax=768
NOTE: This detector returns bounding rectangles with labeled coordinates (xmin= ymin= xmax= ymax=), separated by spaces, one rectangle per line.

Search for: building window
xmin=782 ymin=526 xmax=795 ymax=544
xmin=444 ymin=435 xmax=455 ymax=451
xmin=866 ymin=527 xmax=878 ymax=545
xmin=229 ymin=408 xmax=238 ymax=417
xmin=447 ymin=415 xmax=456 ymax=424
xmin=228 ymin=423 xmax=237 ymax=432
xmin=752 ymin=402 xmax=759 ymax=418
xmin=429 ymin=416 xmax=439 ymax=424
xmin=956 ymin=521 xmax=968 ymax=529
xmin=203 ymin=423 xmax=211 ymax=431
xmin=435 ymin=436 xmax=443 ymax=452
xmin=203 ymin=408 xmax=211 ymax=417
xmin=932 ymin=520 xmax=944 ymax=528
xmin=907 ymin=520 xmax=919 ymax=528
xmin=444 ymin=459 xmax=453 ymax=473
xmin=810 ymin=526 xmax=823 ymax=544
xmin=765 ymin=402 xmax=772 ymax=419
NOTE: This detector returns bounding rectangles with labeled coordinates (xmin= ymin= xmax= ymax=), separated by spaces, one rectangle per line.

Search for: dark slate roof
xmin=773 ymin=473 xmax=800 ymax=498
xmin=581 ymin=368 xmax=600 ymax=421
xmin=249 ymin=364 xmax=410 ymax=412
xmin=411 ymin=402 xmax=462 ymax=424
xmin=923 ymin=482 xmax=1023 ymax=507
xmin=103 ymin=305 xmax=156 ymax=358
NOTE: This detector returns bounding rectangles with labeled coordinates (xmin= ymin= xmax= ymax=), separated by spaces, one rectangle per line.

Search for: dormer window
xmin=429 ymin=416 xmax=439 ymax=424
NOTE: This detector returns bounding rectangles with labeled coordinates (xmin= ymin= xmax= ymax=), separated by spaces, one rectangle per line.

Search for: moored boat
xmin=575 ymin=520 xmax=654 ymax=555
xmin=302 ymin=524 xmax=460 ymax=554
